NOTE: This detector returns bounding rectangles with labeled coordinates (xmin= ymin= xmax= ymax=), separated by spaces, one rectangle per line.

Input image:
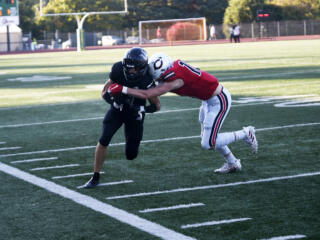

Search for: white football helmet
xmin=148 ymin=53 xmax=173 ymax=80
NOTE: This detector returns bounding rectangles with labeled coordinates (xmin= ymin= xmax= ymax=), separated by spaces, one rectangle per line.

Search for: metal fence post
xmin=6 ymin=25 xmax=11 ymax=52
xmin=251 ymin=23 xmax=254 ymax=38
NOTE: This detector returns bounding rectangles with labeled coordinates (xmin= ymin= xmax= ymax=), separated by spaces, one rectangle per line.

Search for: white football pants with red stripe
xmin=199 ymin=87 xmax=232 ymax=150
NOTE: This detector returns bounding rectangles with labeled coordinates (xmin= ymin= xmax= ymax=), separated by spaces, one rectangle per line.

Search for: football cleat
xmin=243 ymin=126 xmax=258 ymax=154
xmin=214 ymin=159 xmax=242 ymax=173
xmin=83 ymin=177 xmax=99 ymax=189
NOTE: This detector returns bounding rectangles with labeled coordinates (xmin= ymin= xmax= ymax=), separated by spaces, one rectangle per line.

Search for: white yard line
xmin=0 ymin=101 xmax=287 ymax=129
xmin=260 ymin=234 xmax=306 ymax=240
xmin=0 ymin=162 xmax=195 ymax=240
xmin=139 ymin=135 xmax=200 ymax=144
xmin=0 ymin=147 xmax=21 ymax=151
xmin=106 ymin=171 xmax=320 ymax=200
xmin=139 ymin=203 xmax=205 ymax=213
xmin=52 ymin=171 xmax=105 ymax=179
xmin=77 ymin=180 xmax=133 ymax=189
xmin=1 ymin=122 xmax=319 ymax=159
xmin=0 ymin=142 xmax=6 ymax=144
xmin=11 ymin=157 xmax=58 ymax=164
xmin=0 ymin=117 xmax=103 ymax=129
xmin=7 ymin=75 xmax=72 ymax=83
xmin=257 ymin=122 xmax=320 ymax=132
xmin=181 ymin=218 xmax=251 ymax=229
xmin=1 ymin=94 xmax=318 ymax=129
xmin=0 ymin=145 xmax=96 ymax=158
xmin=0 ymin=88 xmax=91 ymax=99
xmin=220 ymin=69 xmax=320 ymax=81
xmin=155 ymin=108 xmax=199 ymax=113
xmin=30 ymin=164 xmax=79 ymax=171
xmin=0 ymin=100 xmax=99 ymax=111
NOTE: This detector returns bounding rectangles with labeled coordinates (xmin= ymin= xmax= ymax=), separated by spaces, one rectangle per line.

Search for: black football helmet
xmin=122 ymin=47 xmax=148 ymax=82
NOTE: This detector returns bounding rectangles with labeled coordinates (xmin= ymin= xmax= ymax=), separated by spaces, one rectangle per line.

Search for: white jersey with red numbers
xmin=161 ymin=60 xmax=219 ymax=100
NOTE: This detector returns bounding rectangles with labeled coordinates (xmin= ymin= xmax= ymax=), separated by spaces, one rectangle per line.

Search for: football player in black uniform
xmin=83 ymin=47 xmax=160 ymax=188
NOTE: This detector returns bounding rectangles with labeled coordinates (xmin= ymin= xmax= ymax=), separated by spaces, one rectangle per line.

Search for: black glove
xmin=102 ymin=92 xmax=113 ymax=104
xmin=145 ymin=104 xmax=157 ymax=113
xmin=103 ymin=92 xmax=125 ymax=110
xmin=127 ymin=105 xmax=145 ymax=121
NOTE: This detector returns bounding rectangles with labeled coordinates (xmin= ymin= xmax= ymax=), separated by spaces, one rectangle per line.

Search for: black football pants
xmin=99 ymin=107 xmax=144 ymax=160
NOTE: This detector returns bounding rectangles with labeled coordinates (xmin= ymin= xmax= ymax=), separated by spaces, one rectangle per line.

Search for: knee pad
xmin=199 ymin=104 xmax=205 ymax=125
xmin=201 ymin=138 xmax=212 ymax=150
xmin=214 ymin=139 xmax=224 ymax=150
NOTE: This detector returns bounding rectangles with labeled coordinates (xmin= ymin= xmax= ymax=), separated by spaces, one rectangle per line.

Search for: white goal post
xmin=139 ymin=17 xmax=207 ymax=45
xmin=39 ymin=0 xmax=128 ymax=52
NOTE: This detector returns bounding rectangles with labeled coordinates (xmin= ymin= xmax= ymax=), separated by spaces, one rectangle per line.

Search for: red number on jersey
xmin=178 ymin=61 xmax=201 ymax=76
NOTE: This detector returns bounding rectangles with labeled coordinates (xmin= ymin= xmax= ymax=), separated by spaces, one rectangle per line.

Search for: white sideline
xmin=260 ymin=234 xmax=306 ymax=240
xmin=1 ymin=122 xmax=319 ymax=159
xmin=11 ymin=157 xmax=58 ymax=164
xmin=181 ymin=218 xmax=251 ymax=229
xmin=106 ymin=171 xmax=320 ymax=200
xmin=139 ymin=203 xmax=205 ymax=213
xmin=30 ymin=164 xmax=79 ymax=171
xmin=0 ymin=162 xmax=195 ymax=240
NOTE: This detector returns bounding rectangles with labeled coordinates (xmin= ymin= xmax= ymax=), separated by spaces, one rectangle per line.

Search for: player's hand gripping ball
xmin=108 ymin=83 xmax=127 ymax=96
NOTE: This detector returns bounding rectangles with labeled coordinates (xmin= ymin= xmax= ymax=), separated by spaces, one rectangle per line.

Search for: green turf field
xmin=0 ymin=40 xmax=319 ymax=240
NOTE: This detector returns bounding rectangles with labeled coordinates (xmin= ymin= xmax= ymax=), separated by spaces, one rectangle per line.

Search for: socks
xmin=214 ymin=129 xmax=245 ymax=165
xmin=215 ymin=129 xmax=246 ymax=149
xmin=215 ymin=132 xmax=235 ymax=148
xmin=93 ymin=172 xmax=100 ymax=181
xmin=234 ymin=129 xmax=246 ymax=141
xmin=215 ymin=145 xmax=238 ymax=165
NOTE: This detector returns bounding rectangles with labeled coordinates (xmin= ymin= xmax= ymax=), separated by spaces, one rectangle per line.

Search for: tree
xmin=22 ymin=0 xmax=230 ymax=36
xmin=17 ymin=0 xmax=320 ymax=40
xmin=223 ymin=0 xmax=264 ymax=25
xmin=222 ymin=0 xmax=320 ymax=37
xmin=267 ymin=0 xmax=320 ymax=20
xmin=36 ymin=0 xmax=126 ymax=32
xmin=19 ymin=0 xmax=38 ymax=33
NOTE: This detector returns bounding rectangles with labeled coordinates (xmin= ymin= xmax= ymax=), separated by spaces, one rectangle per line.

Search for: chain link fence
xmin=0 ymin=19 xmax=319 ymax=53
xmin=238 ymin=20 xmax=320 ymax=39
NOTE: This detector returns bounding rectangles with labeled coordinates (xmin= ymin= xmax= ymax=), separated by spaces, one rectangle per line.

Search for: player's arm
xmin=102 ymin=79 xmax=113 ymax=97
xmin=109 ymin=79 xmax=184 ymax=100
xmin=146 ymin=96 xmax=161 ymax=113
xmin=126 ymin=79 xmax=182 ymax=99
xmin=102 ymin=79 xmax=114 ymax=103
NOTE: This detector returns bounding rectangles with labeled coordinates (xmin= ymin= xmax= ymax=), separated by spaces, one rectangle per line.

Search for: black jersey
xmin=109 ymin=61 xmax=155 ymax=107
